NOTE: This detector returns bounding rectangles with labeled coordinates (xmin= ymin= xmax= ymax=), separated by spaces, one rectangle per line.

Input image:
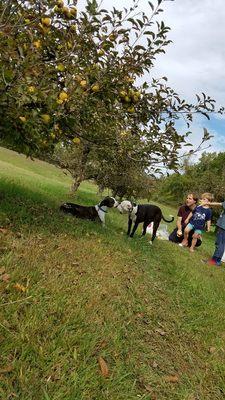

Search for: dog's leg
xmin=127 ymin=217 xmax=132 ymax=236
xmin=130 ymin=221 xmax=139 ymax=237
xmin=142 ymin=221 xmax=149 ymax=237
xmin=151 ymin=220 xmax=160 ymax=243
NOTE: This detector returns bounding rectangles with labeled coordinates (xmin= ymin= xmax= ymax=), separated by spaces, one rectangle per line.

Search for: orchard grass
xmin=0 ymin=147 xmax=225 ymax=400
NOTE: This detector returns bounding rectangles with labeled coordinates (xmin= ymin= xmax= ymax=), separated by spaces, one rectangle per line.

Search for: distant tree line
xmin=150 ymin=152 xmax=225 ymax=219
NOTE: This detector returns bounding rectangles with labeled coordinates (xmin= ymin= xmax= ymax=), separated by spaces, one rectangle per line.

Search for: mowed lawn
xmin=0 ymin=147 xmax=225 ymax=400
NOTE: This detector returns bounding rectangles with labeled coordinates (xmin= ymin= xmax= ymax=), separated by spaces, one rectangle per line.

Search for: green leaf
xmin=148 ymin=1 xmax=154 ymax=11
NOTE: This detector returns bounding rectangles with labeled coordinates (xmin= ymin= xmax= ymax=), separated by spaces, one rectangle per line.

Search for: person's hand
xmin=177 ymin=229 xmax=182 ymax=237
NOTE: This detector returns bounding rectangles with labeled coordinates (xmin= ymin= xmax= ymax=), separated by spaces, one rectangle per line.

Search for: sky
xmin=78 ymin=0 xmax=225 ymax=159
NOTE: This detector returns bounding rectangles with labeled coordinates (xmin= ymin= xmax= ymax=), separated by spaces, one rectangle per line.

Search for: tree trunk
xmin=70 ymin=145 xmax=90 ymax=193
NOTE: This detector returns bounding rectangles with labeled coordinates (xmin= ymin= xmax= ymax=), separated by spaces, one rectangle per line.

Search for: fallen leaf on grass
xmin=13 ymin=283 xmax=27 ymax=292
xmin=15 ymin=232 xmax=22 ymax=238
xmin=72 ymin=261 xmax=79 ymax=267
xmin=98 ymin=356 xmax=109 ymax=377
xmin=0 ymin=365 xmax=13 ymax=373
xmin=136 ymin=312 xmax=145 ymax=318
xmin=208 ymin=346 xmax=216 ymax=354
xmin=7 ymin=393 xmax=18 ymax=398
xmin=144 ymin=384 xmax=152 ymax=392
xmin=155 ymin=328 xmax=166 ymax=336
xmin=0 ymin=228 xmax=9 ymax=234
xmin=164 ymin=375 xmax=179 ymax=383
xmin=1 ymin=273 xmax=10 ymax=282
xmin=152 ymin=361 xmax=159 ymax=369
xmin=0 ymin=267 xmax=6 ymax=274
xmin=144 ymin=385 xmax=157 ymax=399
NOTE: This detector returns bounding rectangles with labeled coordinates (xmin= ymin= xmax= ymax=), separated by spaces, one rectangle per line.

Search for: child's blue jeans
xmin=212 ymin=227 xmax=225 ymax=265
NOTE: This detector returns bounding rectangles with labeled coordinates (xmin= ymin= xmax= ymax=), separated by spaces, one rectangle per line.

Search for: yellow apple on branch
xmin=33 ymin=40 xmax=41 ymax=49
xmin=97 ymin=49 xmax=105 ymax=57
xmin=58 ymin=91 xmax=69 ymax=102
xmin=41 ymin=17 xmax=51 ymax=27
xmin=80 ymin=80 xmax=87 ymax=88
xmin=127 ymin=106 xmax=135 ymax=113
xmin=73 ymin=137 xmax=81 ymax=145
xmin=50 ymin=132 xmax=56 ymax=139
xmin=19 ymin=116 xmax=27 ymax=123
xmin=57 ymin=0 xmax=64 ymax=7
xmin=70 ymin=7 xmax=77 ymax=17
xmin=41 ymin=114 xmax=51 ymax=124
xmin=56 ymin=64 xmax=65 ymax=72
xmin=28 ymin=86 xmax=36 ymax=93
xmin=91 ymin=83 xmax=100 ymax=92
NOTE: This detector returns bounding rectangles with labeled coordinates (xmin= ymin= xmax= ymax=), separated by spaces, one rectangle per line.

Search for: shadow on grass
xmin=0 ymin=179 xmax=123 ymax=239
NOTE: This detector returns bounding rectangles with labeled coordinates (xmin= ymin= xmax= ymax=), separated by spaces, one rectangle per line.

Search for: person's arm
xmin=205 ymin=208 xmax=212 ymax=232
xmin=176 ymin=216 xmax=182 ymax=230
xmin=176 ymin=207 xmax=184 ymax=236
xmin=208 ymin=202 xmax=223 ymax=207
xmin=184 ymin=212 xmax=192 ymax=226
xmin=176 ymin=216 xmax=183 ymax=236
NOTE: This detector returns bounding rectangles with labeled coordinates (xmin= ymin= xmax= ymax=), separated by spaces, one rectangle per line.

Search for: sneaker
xmin=207 ymin=259 xmax=218 ymax=266
xmin=202 ymin=258 xmax=221 ymax=266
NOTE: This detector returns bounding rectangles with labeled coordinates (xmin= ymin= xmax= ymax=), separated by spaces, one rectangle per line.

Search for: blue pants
xmin=212 ymin=227 xmax=225 ymax=265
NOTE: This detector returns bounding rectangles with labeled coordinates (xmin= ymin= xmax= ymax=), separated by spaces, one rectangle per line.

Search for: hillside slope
xmin=0 ymin=147 xmax=225 ymax=400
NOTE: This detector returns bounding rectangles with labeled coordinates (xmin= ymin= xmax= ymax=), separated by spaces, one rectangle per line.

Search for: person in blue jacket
xmin=205 ymin=199 xmax=225 ymax=266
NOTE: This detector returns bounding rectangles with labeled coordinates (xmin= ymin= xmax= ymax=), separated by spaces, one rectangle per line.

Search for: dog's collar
xmin=129 ymin=204 xmax=135 ymax=213
xmin=97 ymin=205 xmax=108 ymax=213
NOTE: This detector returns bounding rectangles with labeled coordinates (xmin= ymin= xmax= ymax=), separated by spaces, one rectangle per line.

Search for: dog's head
xmin=117 ymin=200 xmax=134 ymax=214
xmin=99 ymin=196 xmax=118 ymax=208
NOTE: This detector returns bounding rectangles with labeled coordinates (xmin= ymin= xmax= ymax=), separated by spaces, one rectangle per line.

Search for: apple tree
xmin=0 ymin=0 xmax=223 ymax=192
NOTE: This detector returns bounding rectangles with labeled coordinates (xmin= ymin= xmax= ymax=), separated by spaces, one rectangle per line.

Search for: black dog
xmin=60 ymin=196 xmax=118 ymax=224
xmin=117 ymin=200 xmax=174 ymax=243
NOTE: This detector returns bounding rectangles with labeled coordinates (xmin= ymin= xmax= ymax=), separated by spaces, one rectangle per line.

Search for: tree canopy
xmin=0 ymin=0 xmax=223 ymax=192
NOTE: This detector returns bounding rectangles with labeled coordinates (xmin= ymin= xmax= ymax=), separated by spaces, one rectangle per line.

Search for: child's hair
xmin=201 ymin=192 xmax=213 ymax=202
xmin=187 ymin=193 xmax=198 ymax=203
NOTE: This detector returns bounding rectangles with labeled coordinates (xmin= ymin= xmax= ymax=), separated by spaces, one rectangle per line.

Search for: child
xmin=204 ymin=199 xmax=225 ymax=266
xmin=180 ymin=193 xmax=213 ymax=252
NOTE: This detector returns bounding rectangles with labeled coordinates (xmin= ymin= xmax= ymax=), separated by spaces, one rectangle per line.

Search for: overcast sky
xmin=78 ymin=0 xmax=225 ymax=156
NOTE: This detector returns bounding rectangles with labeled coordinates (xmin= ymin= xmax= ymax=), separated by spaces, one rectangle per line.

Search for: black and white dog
xmin=117 ymin=200 xmax=174 ymax=243
xmin=60 ymin=196 xmax=118 ymax=225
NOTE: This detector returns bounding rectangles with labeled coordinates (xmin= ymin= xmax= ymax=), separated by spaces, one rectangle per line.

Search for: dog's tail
xmin=162 ymin=214 xmax=174 ymax=223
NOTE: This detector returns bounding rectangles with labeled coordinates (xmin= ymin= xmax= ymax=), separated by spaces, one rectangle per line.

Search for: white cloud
xmin=153 ymin=0 xmax=225 ymax=104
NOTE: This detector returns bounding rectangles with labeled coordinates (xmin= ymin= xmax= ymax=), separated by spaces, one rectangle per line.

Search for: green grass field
xmin=0 ymin=147 xmax=225 ymax=400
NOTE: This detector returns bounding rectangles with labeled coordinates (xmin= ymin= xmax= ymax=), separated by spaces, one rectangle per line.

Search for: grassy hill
xmin=0 ymin=147 xmax=225 ymax=400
